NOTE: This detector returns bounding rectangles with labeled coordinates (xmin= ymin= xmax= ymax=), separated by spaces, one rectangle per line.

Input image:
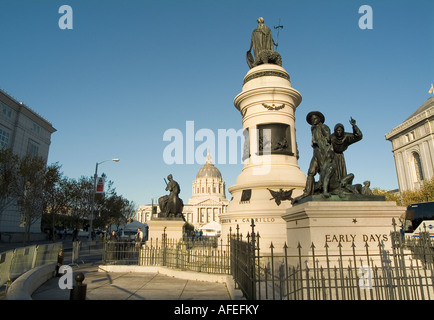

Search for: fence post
xmin=295 ymin=242 xmax=302 ymax=300
xmin=250 ymin=219 xmax=257 ymax=300
xmin=256 ymin=232 xmax=261 ymax=300
xmin=70 ymin=273 xmax=87 ymax=300
xmin=162 ymin=228 xmax=167 ymax=266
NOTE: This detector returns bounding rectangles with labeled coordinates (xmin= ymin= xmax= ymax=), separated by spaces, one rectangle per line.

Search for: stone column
xmin=221 ymin=64 xmax=306 ymax=252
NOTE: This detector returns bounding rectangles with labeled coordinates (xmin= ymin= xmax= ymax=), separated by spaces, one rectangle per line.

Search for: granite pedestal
xmin=146 ymin=218 xmax=186 ymax=242
xmin=281 ymin=199 xmax=406 ymax=266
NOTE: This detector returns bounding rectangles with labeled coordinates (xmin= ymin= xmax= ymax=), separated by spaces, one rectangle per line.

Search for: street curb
xmin=6 ymin=263 xmax=57 ymax=300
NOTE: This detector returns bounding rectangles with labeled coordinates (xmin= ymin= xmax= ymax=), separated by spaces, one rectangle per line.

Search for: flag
xmin=95 ymin=176 xmax=105 ymax=193
xmin=429 ymin=83 xmax=434 ymax=95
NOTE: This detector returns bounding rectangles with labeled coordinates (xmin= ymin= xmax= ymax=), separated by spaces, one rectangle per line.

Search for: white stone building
xmin=385 ymin=96 xmax=434 ymax=191
xmin=137 ymin=153 xmax=229 ymax=230
xmin=0 ymin=89 xmax=56 ymax=234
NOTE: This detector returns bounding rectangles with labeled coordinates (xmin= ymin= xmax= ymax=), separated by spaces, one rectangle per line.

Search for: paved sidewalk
xmin=32 ymin=263 xmax=232 ymax=300
xmin=2 ymin=239 xmax=235 ymax=300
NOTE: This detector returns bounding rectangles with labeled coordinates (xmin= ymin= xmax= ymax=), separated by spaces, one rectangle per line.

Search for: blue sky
xmin=0 ymin=0 xmax=433 ymax=208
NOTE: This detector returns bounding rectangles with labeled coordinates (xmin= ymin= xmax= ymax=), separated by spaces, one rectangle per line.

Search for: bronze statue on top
xmin=158 ymin=174 xmax=185 ymax=220
xmin=247 ymin=17 xmax=282 ymax=69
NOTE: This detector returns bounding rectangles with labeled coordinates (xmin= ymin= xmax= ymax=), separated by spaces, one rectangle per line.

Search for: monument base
xmin=294 ymin=194 xmax=385 ymax=204
xmin=281 ymin=200 xmax=406 ymax=266
xmin=146 ymin=218 xmax=187 ymax=242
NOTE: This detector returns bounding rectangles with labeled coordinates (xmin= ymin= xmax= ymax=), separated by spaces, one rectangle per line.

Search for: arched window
xmin=412 ymin=152 xmax=424 ymax=181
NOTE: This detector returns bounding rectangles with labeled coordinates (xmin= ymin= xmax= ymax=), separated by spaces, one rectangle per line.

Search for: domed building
xmin=191 ymin=151 xmax=226 ymax=201
xmin=183 ymin=152 xmax=229 ymax=229
xmin=137 ymin=152 xmax=229 ymax=231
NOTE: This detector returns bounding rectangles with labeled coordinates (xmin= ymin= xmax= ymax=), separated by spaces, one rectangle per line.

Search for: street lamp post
xmin=89 ymin=158 xmax=119 ymax=241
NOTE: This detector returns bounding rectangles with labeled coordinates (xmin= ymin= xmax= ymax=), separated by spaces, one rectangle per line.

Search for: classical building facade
xmin=0 ymin=89 xmax=56 ymax=234
xmin=137 ymin=153 xmax=229 ymax=230
xmin=385 ymin=96 xmax=434 ymax=191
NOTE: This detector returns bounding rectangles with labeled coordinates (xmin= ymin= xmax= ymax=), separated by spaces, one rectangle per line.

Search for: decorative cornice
xmin=385 ymin=105 xmax=434 ymax=140
xmin=0 ymin=89 xmax=55 ymax=130
xmin=243 ymin=70 xmax=290 ymax=85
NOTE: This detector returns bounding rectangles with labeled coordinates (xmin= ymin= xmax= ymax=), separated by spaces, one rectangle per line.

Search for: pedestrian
xmin=72 ymin=229 xmax=78 ymax=242
xmin=109 ymin=230 xmax=117 ymax=241
xmin=135 ymin=228 xmax=143 ymax=247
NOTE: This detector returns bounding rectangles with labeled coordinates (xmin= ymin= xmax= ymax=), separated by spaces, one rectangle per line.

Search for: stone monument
xmin=282 ymin=111 xmax=406 ymax=266
xmin=220 ymin=18 xmax=306 ymax=251
xmin=221 ymin=17 xmax=406 ymax=259
xmin=147 ymin=174 xmax=191 ymax=241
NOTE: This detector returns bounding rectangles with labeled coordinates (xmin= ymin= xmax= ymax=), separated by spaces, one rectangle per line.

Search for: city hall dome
xmin=192 ymin=152 xmax=226 ymax=200
xmin=196 ymin=152 xmax=222 ymax=179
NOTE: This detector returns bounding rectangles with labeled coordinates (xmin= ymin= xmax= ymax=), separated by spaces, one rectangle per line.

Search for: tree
xmin=95 ymin=194 xmax=126 ymax=230
xmin=15 ymin=155 xmax=62 ymax=245
xmin=0 ymin=149 xmax=19 ymax=219
xmin=373 ymin=176 xmax=434 ymax=207
xmin=67 ymin=176 xmax=93 ymax=231
xmin=400 ymin=177 xmax=434 ymax=206
xmin=372 ymin=188 xmax=403 ymax=206
xmin=42 ymin=164 xmax=69 ymax=241
xmin=123 ymin=198 xmax=137 ymax=221
xmin=93 ymin=179 xmax=138 ymax=231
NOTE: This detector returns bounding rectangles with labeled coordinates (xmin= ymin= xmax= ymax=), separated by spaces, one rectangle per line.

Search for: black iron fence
xmin=103 ymin=232 xmax=231 ymax=274
xmin=230 ymin=219 xmax=433 ymax=300
xmin=103 ymin=240 xmax=141 ymax=265
xmin=102 ymin=219 xmax=433 ymax=300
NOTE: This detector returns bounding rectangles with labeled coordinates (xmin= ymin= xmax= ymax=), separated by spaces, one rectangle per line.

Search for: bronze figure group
xmin=293 ymin=111 xmax=368 ymax=203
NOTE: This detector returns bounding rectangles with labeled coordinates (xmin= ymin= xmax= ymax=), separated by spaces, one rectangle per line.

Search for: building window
xmin=1 ymin=103 xmax=12 ymax=118
xmin=410 ymin=131 xmax=415 ymax=140
xmin=27 ymin=140 xmax=39 ymax=158
xmin=412 ymin=152 xmax=424 ymax=181
xmin=32 ymin=123 xmax=41 ymax=134
xmin=0 ymin=128 xmax=10 ymax=149
xmin=200 ymin=208 xmax=205 ymax=223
